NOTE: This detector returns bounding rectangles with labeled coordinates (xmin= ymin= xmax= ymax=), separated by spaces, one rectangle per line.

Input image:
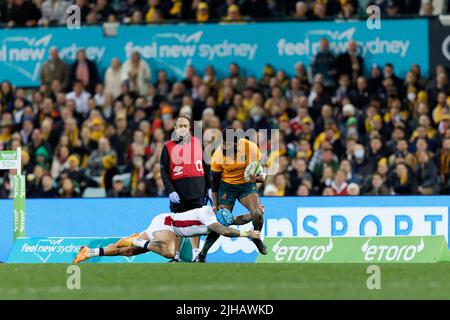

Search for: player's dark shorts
xmin=170 ymin=197 xmax=203 ymax=213
xmin=218 ymin=181 xmax=257 ymax=206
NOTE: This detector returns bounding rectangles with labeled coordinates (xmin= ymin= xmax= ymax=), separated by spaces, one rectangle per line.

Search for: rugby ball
xmin=216 ymin=208 xmax=234 ymax=226
xmin=244 ymin=161 xmax=263 ymax=182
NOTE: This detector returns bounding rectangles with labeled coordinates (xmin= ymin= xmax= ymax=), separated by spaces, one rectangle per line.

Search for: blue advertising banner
xmin=0 ymin=196 xmax=449 ymax=263
xmin=0 ymin=19 xmax=429 ymax=87
xmin=7 ymin=237 xmax=169 ymax=263
xmin=7 ymin=237 xmax=194 ymax=263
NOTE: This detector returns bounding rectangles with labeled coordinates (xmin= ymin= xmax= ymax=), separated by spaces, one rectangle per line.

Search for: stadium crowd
xmin=0 ymin=0 xmax=447 ymax=27
xmin=0 ymin=36 xmax=450 ymax=198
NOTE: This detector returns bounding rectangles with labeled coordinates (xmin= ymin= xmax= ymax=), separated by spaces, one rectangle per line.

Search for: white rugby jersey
xmin=165 ymin=206 xmax=218 ymax=237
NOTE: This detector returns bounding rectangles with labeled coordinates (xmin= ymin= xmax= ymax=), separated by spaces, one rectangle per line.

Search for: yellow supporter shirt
xmin=211 ymin=138 xmax=261 ymax=184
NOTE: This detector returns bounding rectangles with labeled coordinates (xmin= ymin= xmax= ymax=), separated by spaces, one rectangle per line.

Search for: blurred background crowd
xmin=0 ymin=0 xmax=448 ymax=27
xmin=0 ymin=1 xmax=449 ymax=199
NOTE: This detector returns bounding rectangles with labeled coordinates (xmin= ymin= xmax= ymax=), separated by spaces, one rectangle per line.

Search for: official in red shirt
xmin=160 ymin=115 xmax=211 ymax=262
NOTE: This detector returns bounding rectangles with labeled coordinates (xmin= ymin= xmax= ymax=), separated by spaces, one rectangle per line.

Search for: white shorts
xmin=142 ymin=214 xmax=174 ymax=240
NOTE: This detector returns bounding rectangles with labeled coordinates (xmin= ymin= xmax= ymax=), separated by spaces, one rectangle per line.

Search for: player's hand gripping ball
xmin=216 ymin=208 xmax=234 ymax=226
xmin=244 ymin=161 xmax=263 ymax=182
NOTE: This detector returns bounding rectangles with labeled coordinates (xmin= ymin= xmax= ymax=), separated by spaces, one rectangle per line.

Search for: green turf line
xmin=1 ymin=263 xmax=449 ymax=300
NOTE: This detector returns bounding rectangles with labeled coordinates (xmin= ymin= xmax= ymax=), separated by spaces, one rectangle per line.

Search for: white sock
xmin=132 ymin=238 xmax=150 ymax=249
xmin=192 ymin=248 xmax=200 ymax=259
xmin=174 ymin=251 xmax=180 ymax=260
xmin=88 ymin=248 xmax=99 ymax=257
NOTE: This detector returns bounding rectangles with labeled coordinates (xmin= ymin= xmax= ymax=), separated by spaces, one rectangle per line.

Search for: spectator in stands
xmin=127 ymin=129 xmax=151 ymax=162
xmin=346 ymin=182 xmax=359 ymax=195
xmin=60 ymin=176 xmax=80 ymax=197
xmin=390 ymin=162 xmax=416 ymax=195
xmin=133 ymin=179 xmax=151 ymax=197
xmin=367 ymin=136 xmax=389 ymax=168
xmin=428 ymin=73 xmax=449 ymax=108
xmin=92 ymin=0 xmax=116 ymax=22
xmin=50 ymin=144 xmax=69 ymax=178
xmin=222 ymin=4 xmax=244 ymax=22
xmin=73 ymin=0 xmax=90 ymax=22
xmin=437 ymin=137 xmax=450 ymax=193
xmin=65 ymin=81 xmax=91 ymax=117
xmin=182 ymin=65 xmax=196 ymax=92
xmin=38 ymin=0 xmax=69 ymax=26
xmin=85 ymin=137 xmax=117 ymax=177
xmin=101 ymin=153 xmax=118 ymax=194
xmin=0 ymin=0 xmax=14 ymax=24
xmin=144 ymin=0 xmax=164 ymax=22
xmin=367 ymin=172 xmax=390 ymax=195
xmin=104 ymin=58 xmax=122 ymax=98
xmin=288 ymin=157 xmax=313 ymax=192
xmin=311 ymin=147 xmax=339 ymax=182
xmin=9 ymin=0 xmax=41 ymax=27
xmin=420 ymin=0 xmax=443 ymax=15
xmin=228 ymin=63 xmax=247 ymax=93
xmin=146 ymin=163 xmax=165 ymax=196
xmin=20 ymin=119 xmax=34 ymax=146
xmin=127 ymin=155 xmax=147 ymax=194
xmin=385 ymin=0 xmax=400 ymax=16
xmin=336 ymin=40 xmax=364 ymax=85
xmin=310 ymin=38 xmax=337 ymax=89
xmin=60 ymin=154 xmax=94 ymax=194
xmin=196 ymin=2 xmax=210 ymax=22
xmin=68 ymin=49 xmax=99 ymax=94
xmin=127 ymin=9 xmax=144 ymax=23
xmin=40 ymin=47 xmax=69 ymax=89
xmin=154 ymin=70 xmax=172 ymax=98
xmin=271 ymin=173 xmax=288 ymax=196
xmin=311 ymin=1 xmax=327 ymax=19
xmin=108 ymin=175 xmax=131 ymax=197
xmin=383 ymin=63 xmax=404 ymax=96
xmin=32 ymin=174 xmax=59 ymax=198
xmin=27 ymin=128 xmax=52 ymax=166
xmin=118 ymin=0 xmax=144 ymax=21
xmin=296 ymin=184 xmax=310 ymax=196
xmin=293 ymin=1 xmax=310 ymax=18
xmin=331 ymin=169 xmax=349 ymax=195
xmin=416 ymin=150 xmax=440 ymax=194
xmin=121 ymin=51 xmax=151 ymax=96
xmin=338 ymin=0 xmax=357 ymax=18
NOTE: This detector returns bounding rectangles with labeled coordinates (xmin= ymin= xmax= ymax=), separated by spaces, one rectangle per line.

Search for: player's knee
xmin=164 ymin=248 xmax=176 ymax=259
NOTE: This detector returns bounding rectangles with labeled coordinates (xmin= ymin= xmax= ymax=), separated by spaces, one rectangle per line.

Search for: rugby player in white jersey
xmin=72 ymin=206 xmax=259 ymax=263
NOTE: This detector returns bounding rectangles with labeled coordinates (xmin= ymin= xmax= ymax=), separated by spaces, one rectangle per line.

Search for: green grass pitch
xmin=0 ymin=263 xmax=449 ymax=300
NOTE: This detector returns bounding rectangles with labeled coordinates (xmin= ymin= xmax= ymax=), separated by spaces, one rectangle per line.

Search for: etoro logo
xmin=272 ymin=238 xmax=333 ymax=262
xmin=361 ymin=238 xmax=424 ymax=262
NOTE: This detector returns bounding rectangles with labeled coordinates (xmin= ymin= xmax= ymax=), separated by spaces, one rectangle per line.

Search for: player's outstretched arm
xmin=208 ymin=223 xmax=260 ymax=239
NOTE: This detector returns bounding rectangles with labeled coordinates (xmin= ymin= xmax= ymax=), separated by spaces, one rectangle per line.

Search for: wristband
xmin=240 ymin=230 xmax=250 ymax=237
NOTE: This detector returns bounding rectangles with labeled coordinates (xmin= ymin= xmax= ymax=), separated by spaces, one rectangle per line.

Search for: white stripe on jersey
xmin=169 ymin=206 xmax=218 ymax=237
